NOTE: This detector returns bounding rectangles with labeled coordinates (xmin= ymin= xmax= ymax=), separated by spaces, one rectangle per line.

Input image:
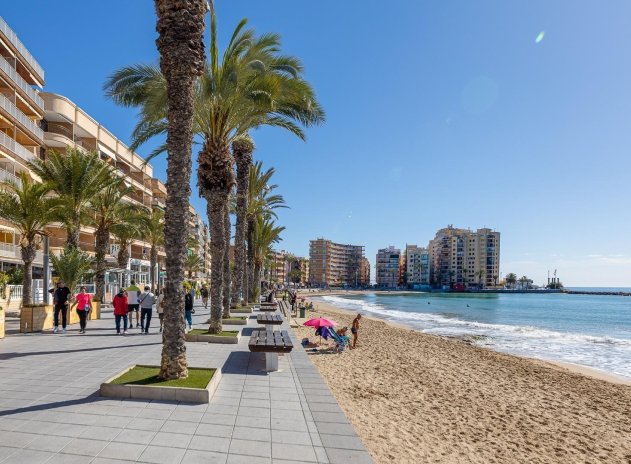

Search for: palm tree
xmin=505 ymin=273 xmax=517 ymax=288
xmin=90 ymin=179 xmax=137 ymax=303
xmin=222 ymin=197 xmax=231 ymax=316
xmin=50 ymin=247 xmax=94 ymax=309
xmin=519 ymin=275 xmax=530 ymax=290
xmin=476 ymin=269 xmax=486 ymax=288
xmin=184 ymin=253 xmax=204 ymax=279
xmin=141 ymin=208 xmax=164 ymax=292
xmin=111 ymin=216 xmax=144 ymax=279
xmin=284 ymin=253 xmax=296 ymax=288
xmin=105 ymin=11 xmax=323 ymax=334
xmin=252 ymin=217 xmax=285 ymax=299
xmin=0 ymin=173 xmax=58 ymax=305
xmin=29 ymin=148 xmax=119 ymax=249
xmin=245 ymin=162 xmax=287 ymax=302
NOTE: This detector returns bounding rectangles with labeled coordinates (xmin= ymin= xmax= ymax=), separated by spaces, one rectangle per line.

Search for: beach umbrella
xmin=304 ymin=318 xmax=337 ymax=345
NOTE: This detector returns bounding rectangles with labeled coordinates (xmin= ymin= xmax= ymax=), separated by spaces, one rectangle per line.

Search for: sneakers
xmin=62 ymin=328 xmax=66 ymax=333
xmin=123 ymin=330 xmax=128 ymax=335
xmin=53 ymin=326 xmax=58 ymax=333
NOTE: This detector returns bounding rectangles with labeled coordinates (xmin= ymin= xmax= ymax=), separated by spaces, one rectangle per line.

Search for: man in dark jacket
xmin=184 ymin=285 xmax=194 ymax=331
xmin=51 ymin=281 xmax=71 ymax=333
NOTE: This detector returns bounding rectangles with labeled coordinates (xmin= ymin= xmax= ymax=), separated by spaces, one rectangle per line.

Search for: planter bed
xmin=186 ymin=329 xmax=241 ymax=344
xmin=100 ymin=365 xmax=220 ymax=403
xmin=230 ymin=307 xmax=252 ymax=314
xmin=222 ymin=316 xmax=248 ymax=325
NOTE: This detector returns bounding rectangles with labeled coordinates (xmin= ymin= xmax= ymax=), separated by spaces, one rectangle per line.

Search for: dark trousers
xmin=53 ymin=305 xmax=67 ymax=328
xmin=115 ymin=314 xmax=128 ymax=332
xmin=77 ymin=309 xmax=87 ymax=330
xmin=140 ymin=308 xmax=152 ymax=332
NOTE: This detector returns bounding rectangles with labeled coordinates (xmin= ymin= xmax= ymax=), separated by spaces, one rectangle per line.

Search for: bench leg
xmin=265 ymin=352 xmax=279 ymax=372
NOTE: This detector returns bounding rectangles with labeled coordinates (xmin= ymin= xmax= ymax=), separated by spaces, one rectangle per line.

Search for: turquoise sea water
xmin=316 ymin=292 xmax=631 ymax=379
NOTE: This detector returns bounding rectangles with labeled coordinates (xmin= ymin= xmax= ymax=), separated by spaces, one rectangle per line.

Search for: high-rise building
xmin=376 ymin=246 xmax=401 ymax=288
xmin=308 ymin=238 xmax=367 ymax=287
xmin=429 ymin=225 xmax=500 ymax=288
xmin=405 ymin=244 xmax=430 ymax=288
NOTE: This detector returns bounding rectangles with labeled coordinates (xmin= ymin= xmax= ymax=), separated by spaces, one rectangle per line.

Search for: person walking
xmin=51 ymin=281 xmax=71 ymax=333
xmin=184 ymin=285 xmax=194 ymax=332
xmin=75 ymin=286 xmax=92 ymax=334
xmin=126 ymin=280 xmax=141 ymax=328
xmin=139 ymin=286 xmax=156 ymax=334
xmin=200 ymin=285 xmax=209 ymax=309
xmin=156 ymin=288 xmax=164 ymax=332
xmin=113 ymin=289 xmax=129 ymax=335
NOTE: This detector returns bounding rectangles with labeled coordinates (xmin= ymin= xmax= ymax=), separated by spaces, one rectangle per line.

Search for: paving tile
xmin=112 ymin=429 xmax=157 ymax=445
xmin=169 ymin=411 xmax=203 ymax=422
xmin=79 ymin=425 xmax=121 ymax=441
xmin=2 ymin=448 xmax=54 ymax=464
xmin=314 ymin=422 xmax=357 ymax=436
xmin=226 ymin=454 xmax=271 ymax=464
xmin=272 ymin=443 xmax=318 ymax=462
xmin=97 ymin=441 xmax=147 ymax=461
xmin=229 ymin=438 xmax=271 ymax=458
xmin=237 ymin=406 xmax=271 ymax=419
xmin=0 ymin=447 xmax=18 ymax=461
xmin=235 ymin=416 xmax=270 ymax=429
xmin=137 ymin=444 xmax=186 ymax=464
xmin=136 ymin=409 xmax=173 ymax=420
xmin=310 ymin=412 xmax=348 ymax=424
xmin=195 ymin=423 xmax=234 ymax=438
xmin=160 ymin=420 xmax=198 ymax=434
xmin=125 ymin=418 xmax=165 ymax=432
xmin=313 ymin=446 xmax=330 ymax=463
xmin=44 ymin=452 xmax=95 ymax=464
xmin=150 ymin=431 xmax=192 ymax=449
xmin=61 ymin=438 xmax=109 ymax=456
xmin=319 ymin=433 xmax=365 ymax=450
xmin=207 ymin=405 xmax=239 ymax=415
xmin=181 ymin=449 xmax=228 ymax=464
xmin=24 ymin=434 xmax=73 ymax=453
xmin=232 ymin=426 xmax=271 ymax=442
xmin=271 ymin=430 xmax=312 ymax=446
xmin=270 ymin=418 xmax=308 ymax=432
xmin=188 ymin=435 xmax=231 ymax=453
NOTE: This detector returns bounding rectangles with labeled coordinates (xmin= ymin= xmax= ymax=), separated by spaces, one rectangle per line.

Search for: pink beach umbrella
xmin=303 ymin=318 xmax=337 ymax=328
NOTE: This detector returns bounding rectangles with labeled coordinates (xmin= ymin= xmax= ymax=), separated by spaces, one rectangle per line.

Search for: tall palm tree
xmin=0 ymin=173 xmax=58 ymax=305
xmin=506 ymin=273 xmax=517 ymax=288
xmin=477 ymin=269 xmax=486 ymax=288
xmin=29 ymin=148 xmax=118 ymax=250
xmin=105 ymin=11 xmax=323 ymax=334
xmin=141 ymin=208 xmax=164 ymax=291
xmin=283 ymin=253 xmax=296 ymax=288
xmin=111 ymin=216 xmax=143 ymax=273
xmin=222 ymin=195 xmax=231 ymax=316
xmin=245 ymin=162 xmax=287 ymax=302
xmin=252 ymin=217 xmax=285 ymax=299
xmin=90 ymin=179 xmax=136 ymax=303
xmin=153 ymin=0 xmax=206 ymax=379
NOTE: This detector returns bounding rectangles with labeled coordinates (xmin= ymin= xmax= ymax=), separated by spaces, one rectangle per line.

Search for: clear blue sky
xmin=4 ymin=1 xmax=631 ymax=286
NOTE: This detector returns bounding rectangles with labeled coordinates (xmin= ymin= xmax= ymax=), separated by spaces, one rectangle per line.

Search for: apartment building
xmin=188 ymin=204 xmax=210 ymax=279
xmin=405 ymin=244 xmax=430 ymax=289
xmin=429 ymin=225 xmax=500 ymax=288
xmin=0 ymin=17 xmax=45 ymax=274
xmin=308 ymin=238 xmax=367 ymax=287
xmin=376 ymin=246 xmax=401 ymax=288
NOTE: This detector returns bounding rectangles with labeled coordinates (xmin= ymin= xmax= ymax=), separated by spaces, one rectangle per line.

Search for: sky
xmin=3 ymin=1 xmax=631 ymax=287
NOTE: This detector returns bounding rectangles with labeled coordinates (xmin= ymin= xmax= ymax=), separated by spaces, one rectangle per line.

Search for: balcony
xmin=0 ymin=242 xmax=43 ymax=262
xmin=0 ymin=55 xmax=44 ymax=110
xmin=0 ymin=92 xmax=43 ymax=141
xmin=0 ymin=17 xmax=45 ymax=83
xmin=0 ymin=130 xmax=36 ymax=163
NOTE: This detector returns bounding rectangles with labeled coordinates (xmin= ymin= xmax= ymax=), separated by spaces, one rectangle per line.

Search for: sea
xmin=315 ymin=289 xmax=631 ymax=380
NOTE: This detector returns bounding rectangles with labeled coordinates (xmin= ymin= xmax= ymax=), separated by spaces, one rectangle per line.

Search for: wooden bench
xmin=256 ymin=314 xmax=283 ymax=326
xmin=259 ymin=303 xmax=278 ymax=312
xmin=248 ymin=329 xmax=293 ymax=372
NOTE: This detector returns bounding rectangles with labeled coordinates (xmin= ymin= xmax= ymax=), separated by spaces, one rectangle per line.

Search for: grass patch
xmin=110 ymin=365 xmax=215 ymax=389
xmin=224 ymin=316 xmax=247 ymax=320
xmin=189 ymin=329 xmax=239 ymax=337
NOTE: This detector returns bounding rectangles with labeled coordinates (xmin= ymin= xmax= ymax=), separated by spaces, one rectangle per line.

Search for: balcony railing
xmin=46 ymin=122 xmax=73 ymax=140
xmin=0 ymin=242 xmax=43 ymax=262
xmin=0 ymin=55 xmax=44 ymax=110
xmin=0 ymin=92 xmax=43 ymax=140
xmin=0 ymin=167 xmax=20 ymax=185
xmin=0 ymin=17 xmax=45 ymax=81
xmin=0 ymin=130 xmax=36 ymax=163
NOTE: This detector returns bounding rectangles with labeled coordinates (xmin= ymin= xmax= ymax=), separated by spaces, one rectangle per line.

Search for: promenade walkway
xmin=0 ymin=301 xmax=372 ymax=464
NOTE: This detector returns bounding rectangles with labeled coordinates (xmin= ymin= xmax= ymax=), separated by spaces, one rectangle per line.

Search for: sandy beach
xmin=293 ymin=296 xmax=631 ymax=464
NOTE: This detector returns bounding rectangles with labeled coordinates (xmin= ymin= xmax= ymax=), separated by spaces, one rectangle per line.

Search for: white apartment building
xmin=405 ymin=244 xmax=430 ymax=288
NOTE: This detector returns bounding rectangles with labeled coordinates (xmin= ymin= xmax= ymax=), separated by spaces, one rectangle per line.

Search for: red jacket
xmin=113 ymin=293 xmax=128 ymax=315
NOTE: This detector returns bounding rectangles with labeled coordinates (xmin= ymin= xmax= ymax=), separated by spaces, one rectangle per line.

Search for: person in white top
xmin=138 ymin=286 xmax=156 ymax=334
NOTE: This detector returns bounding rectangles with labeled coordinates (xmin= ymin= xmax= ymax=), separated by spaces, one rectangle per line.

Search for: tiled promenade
xmin=0 ymin=302 xmax=372 ymax=464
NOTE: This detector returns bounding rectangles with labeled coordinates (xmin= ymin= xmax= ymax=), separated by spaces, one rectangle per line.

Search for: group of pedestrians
xmin=50 ymin=282 xmax=93 ymax=334
xmin=113 ymin=280 xmax=163 ymax=335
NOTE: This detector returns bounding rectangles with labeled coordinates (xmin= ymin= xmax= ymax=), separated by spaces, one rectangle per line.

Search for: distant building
xmin=429 ymin=225 xmax=500 ymax=288
xmin=376 ymin=246 xmax=401 ymax=288
xmin=309 ymin=238 xmax=367 ymax=287
xmin=405 ymin=244 xmax=430 ymax=289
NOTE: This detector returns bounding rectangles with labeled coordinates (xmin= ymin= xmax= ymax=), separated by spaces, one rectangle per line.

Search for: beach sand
xmin=293 ymin=298 xmax=631 ymax=464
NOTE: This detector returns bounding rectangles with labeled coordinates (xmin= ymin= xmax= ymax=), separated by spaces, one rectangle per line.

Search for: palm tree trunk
xmin=66 ymin=224 xmax=80 ymax=250
xmin=20 ymin=243 xmax=36 ymax=306
xmin=207 ymin=193 xmax=225 ymax=333
xmin=150 ymin=245 xmax=158 ymax=291
xmin=246 ymin=216 xmax=255 ymax=302
xmin=117 ymin=243 xmax=130 ymax=269
xmin=94 ymin=227 xmax=109 ymax=303
xmin=231 ymin=139 xmax=252 ymax=307
xmin=254 ymin=260 xmax=262 ymax=300
xmin=222 ymin=201 xmax=231 ymax=316
xmin=155 ymin=0 xmax=206 ymax=380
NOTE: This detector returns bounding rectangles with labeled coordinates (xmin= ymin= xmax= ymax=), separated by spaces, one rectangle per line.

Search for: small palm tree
xmin=252 ymin=217 xmax=285 ymax=303
xmin=90 ymin=179 xmax=136 ymax=302
xmin=505 ymin=273 xmax=517 ymax=288
xmin=0 ymin=173 xmax=58 ymax=304
xmin=111 ymin=217 xmax=144 ymax=270
xmin=29 ymin=148 xmax=119 ymax=249
xmin=184 ymin=253 xmax=204 ymax=279
xmin=476 ymin=269 xmax=486 ymax=288
xmin=141 ymin=208 xmax=164 ymax=291
xmin=50 ymin=247 xmax=95 ymax=309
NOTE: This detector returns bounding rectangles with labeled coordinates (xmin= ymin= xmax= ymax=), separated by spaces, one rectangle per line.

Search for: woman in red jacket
xmin=113 ymin=289 xmax=129 ymax=335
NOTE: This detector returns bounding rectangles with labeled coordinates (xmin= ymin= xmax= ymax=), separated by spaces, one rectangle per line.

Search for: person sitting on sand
xmin=351 ymin=314 xmax=361 ymax=348
xmin=337 ymin=326 xmax=348 ymax=337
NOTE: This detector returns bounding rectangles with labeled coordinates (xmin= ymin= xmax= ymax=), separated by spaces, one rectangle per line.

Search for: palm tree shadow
xmin=0 ymin=395 xmax=105 ymax=418
xmin=0 ymin=342 xmax=161 ymax=360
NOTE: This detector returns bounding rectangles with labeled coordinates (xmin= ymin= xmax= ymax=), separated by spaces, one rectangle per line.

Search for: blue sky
xmin=3 ymin=1 xmax=631 ymax=286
